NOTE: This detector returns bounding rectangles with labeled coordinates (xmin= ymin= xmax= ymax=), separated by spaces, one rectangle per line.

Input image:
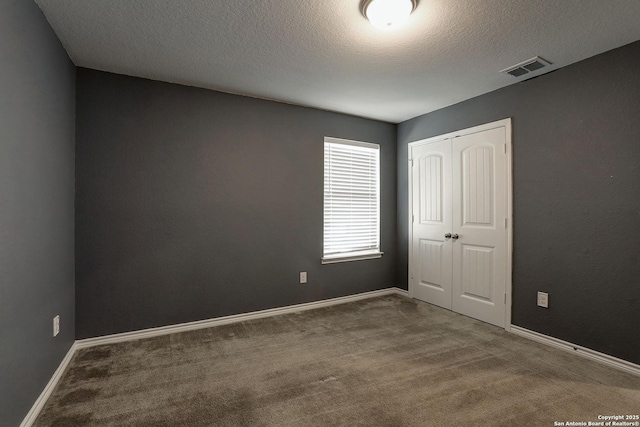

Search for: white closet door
xmin=410 ymin=139 xmax=453 ymax=310
xmin=410 ymin=121 xmax=510 ymax=328
xmin=451 ymin=127 xmax=508 ymax=327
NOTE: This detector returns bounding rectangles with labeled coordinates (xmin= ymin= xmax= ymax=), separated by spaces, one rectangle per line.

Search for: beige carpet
xmin=34 ymin=295 xmax=640 ymax=426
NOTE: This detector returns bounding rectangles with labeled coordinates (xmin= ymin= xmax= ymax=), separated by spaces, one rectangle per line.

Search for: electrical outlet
xmin=299 ymin=272 xmax=307 ymax=284
xmin=537 ymin=292 xmax=549 ymax=308
xmin=53 ymin=315 xmax=60 ymax=337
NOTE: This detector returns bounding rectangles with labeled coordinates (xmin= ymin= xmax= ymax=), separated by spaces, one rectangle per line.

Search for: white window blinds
xmin=323 ymin=137 xmax=381 ymax=263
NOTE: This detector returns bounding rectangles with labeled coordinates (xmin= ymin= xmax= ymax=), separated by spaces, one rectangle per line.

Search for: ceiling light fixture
xmin=361 ymin=0 xmax=418 ymax=30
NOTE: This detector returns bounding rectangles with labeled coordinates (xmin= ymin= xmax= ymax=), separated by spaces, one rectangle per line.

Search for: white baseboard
xmin=510 ymin=325 xmax=640 ymax=377
xmin=76 ymin=287 xmax=408 ymax=349
xmin=394 ymin=288 xmax=409 ymax=297
xmin=20 ymin=342 xmax=77 ymax=427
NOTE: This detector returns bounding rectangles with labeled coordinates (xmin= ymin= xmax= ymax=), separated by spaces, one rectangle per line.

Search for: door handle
xmin=451 ymin=234 xmax=459 ymax=240
xmin=444 ymin=233 xmax=452 ymax=239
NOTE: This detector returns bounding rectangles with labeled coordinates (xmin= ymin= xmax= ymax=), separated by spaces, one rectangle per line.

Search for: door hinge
xmin=504 ymin=293 xmax=507 ymax=304
xmin=504 ymin=218 xmax=508 ymax=229
xmin=412 ymin=214 xmax=415 ymax=223
xmin=409 ymin=158 xmax=414 ymax=167
xmin=504 ymin=144 xmax=507 ymax=153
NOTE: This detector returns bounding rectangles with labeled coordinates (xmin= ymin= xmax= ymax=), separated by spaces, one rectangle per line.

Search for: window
xmin=323 ymin=137 xmax=382 ymax=264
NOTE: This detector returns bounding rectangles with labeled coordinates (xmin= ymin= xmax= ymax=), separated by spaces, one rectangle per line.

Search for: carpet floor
xmin=34 ymin=295 xmax=640 ymax=426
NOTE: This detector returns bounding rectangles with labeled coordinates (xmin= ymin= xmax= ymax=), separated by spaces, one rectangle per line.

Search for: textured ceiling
xmin=36 ymin=0 xmax=640 ymax=123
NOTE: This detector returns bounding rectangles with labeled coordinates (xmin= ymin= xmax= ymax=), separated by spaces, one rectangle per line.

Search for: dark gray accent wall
xmin=398 ymin=41 xmax=640 ymax=364
xmin=75 ymin=69 xmax=397 ymax=339
xmin=0 ymin=1 xmax=76 ymax=425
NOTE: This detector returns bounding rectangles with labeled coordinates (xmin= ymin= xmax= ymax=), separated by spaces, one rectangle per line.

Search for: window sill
xmin=322 ymin=252 xmax=384 ymax=264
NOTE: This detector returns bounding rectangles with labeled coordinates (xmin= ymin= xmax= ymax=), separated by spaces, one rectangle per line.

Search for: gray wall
xmin=75 ymin=69 xmax=397 ymax=339
xmin=397 ymin=41 xmax=640 ymax=364
xmin=0 ymin=1 xmax=76 ymax=425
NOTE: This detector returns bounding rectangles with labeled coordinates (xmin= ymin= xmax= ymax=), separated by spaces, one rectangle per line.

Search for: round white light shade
xmin=364 ymin=0 xmax=415 ymax=30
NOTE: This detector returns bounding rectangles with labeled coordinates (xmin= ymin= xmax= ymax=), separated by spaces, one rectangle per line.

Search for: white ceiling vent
xmin=500 ymin=56 xmax=552 ymax=78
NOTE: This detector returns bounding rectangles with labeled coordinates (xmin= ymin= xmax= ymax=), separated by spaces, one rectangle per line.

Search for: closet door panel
xmin=451 ymin=127 xmax=507 ymax=327
xmin=410 ymin=139 xmax=453 ymax=309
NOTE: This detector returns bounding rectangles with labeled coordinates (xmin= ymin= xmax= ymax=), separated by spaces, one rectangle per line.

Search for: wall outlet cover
xmin=299 ymin=272 xmax=307 ymax=284
xmin=537 ymin=292 xmax=549 ymax=308
xmin=53 ymin=315 xmax=60 ymax=337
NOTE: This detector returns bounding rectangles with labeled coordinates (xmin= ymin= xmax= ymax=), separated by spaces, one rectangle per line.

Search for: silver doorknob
xmin=444 ymin=233 xmax=452 ymax=238
xmin=451 ymin=234 xmax=459 ymax=240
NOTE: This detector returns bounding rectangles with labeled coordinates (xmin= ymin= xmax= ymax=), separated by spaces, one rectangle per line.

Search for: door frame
xmin=408 ymin=118 xmax=513 ymax=331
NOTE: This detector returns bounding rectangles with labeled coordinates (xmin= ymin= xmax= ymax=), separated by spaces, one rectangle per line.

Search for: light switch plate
xmin=299 ymin=272 xmax=307 ymax=284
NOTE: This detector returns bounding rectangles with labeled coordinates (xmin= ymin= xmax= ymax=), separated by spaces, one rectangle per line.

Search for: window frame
xmin=322 ymin=136 xmax=383 ymax=264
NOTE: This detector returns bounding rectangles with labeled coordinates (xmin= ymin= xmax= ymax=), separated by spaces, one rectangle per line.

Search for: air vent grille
xmin=501 ymin=56 xmax=552 ymax=78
